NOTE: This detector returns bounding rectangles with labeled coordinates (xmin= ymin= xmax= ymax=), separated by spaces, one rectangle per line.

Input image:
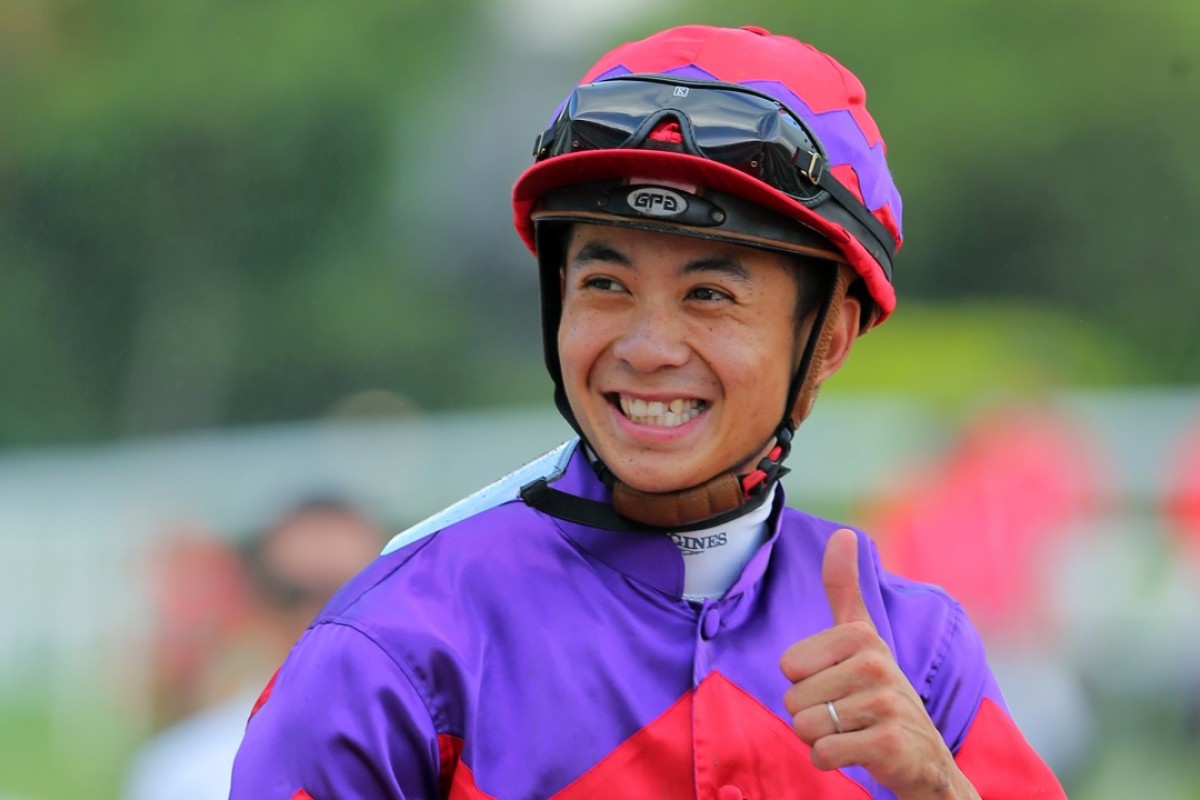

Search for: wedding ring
xmin=825 ymin=700 xmax=844 ymax=734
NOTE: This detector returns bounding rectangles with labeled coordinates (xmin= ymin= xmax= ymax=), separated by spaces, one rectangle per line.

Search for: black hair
xmin=240 ymin=494 xmax=379 ymax=612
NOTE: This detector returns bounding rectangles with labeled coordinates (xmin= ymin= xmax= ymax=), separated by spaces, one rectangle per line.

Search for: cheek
xmin=710 ymin=324 xmax=796 ymax=414
xmin=557 ymin=310 xmax=600 ymax=385
xmin=707 ymin=323 xmax=780 ymax=376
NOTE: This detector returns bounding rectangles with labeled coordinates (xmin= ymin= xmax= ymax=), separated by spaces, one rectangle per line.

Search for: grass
xmin=0 ymin=688 xmax=141 ymax=800
xmin=1063 ymin=694 xmax=1200 ymax=799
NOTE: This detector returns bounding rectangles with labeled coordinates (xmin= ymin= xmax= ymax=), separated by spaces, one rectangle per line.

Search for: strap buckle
xmin=740 ymin=427 xmax=794 ymax=498
xmin=797 ymin=150 xmax=825 ymax=185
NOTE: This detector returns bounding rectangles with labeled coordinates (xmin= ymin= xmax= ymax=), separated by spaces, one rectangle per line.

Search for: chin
xmin=606 ymin=460 xmax=704 ymax=494
xmin=619 ymin=476 xmax=688 ymax=494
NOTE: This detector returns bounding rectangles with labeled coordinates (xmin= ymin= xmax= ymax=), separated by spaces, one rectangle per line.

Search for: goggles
xmin=532 ymin=76 xmax=895 ymax=280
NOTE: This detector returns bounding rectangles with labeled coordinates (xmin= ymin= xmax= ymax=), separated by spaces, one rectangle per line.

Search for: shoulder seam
xmin=311 ymin=617 xmax=454 ymax=735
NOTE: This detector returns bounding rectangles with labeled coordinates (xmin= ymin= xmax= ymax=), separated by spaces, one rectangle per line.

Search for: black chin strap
xmin=518 ymin=467 xmax=779 ymax=533
xmin=519 ymin=434 xmax=791 ymax=533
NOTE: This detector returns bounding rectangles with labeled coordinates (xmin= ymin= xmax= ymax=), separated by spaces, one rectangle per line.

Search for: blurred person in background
xmin=135 ymin=524 xmax=252 ymax=734
xmin=860 ymin=405 xmax=1103 ymax=781
xmin=231 ymin=24 xmax=1064 ymax=798
xmin=121 ymin=497 xmax=384 ymax=800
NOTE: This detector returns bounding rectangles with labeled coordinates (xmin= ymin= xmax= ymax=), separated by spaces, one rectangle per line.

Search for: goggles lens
xmin=537 ymin=76 xmax=826 ymax=198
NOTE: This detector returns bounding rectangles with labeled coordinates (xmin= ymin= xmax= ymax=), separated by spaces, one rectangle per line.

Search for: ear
xmin=816 ymin=292 xmax=861 ymax=383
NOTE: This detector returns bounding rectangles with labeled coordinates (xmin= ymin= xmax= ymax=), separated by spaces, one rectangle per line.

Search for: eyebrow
xmin=569 ymin=241 xmax=751 ymax=283
xmin=682 ymin=256 xmax=750 ymax=283
xmin=570 ymin=241 xmax=631 ymax=268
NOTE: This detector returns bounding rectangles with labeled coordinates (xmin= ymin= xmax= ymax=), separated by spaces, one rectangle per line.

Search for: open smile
xmin=609 ymin=394 xmax=708 ymax=428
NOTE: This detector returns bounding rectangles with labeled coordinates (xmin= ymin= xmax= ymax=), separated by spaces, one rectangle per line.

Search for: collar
xmin=539 ymin=448 xmax=787 ymax=599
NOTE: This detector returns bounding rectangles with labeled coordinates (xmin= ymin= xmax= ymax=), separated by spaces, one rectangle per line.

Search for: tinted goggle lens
xmin=535 ymin=76 xmax=826 ymax=200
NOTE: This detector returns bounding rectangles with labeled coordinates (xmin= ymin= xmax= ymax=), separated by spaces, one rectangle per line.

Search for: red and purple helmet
xmin=512 ymin=24 xmax=903 ymax=326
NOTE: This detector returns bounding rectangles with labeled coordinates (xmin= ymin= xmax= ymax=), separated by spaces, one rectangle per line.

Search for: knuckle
xmin=866 ymin=689 xmax=901 ymax=718
xmin=844 ymin=620 xmax=875 ymax=640
xmin=840 ymin=622 xmax=880 ymax=655
xmin=859 ymin=652 xmax=891 ymax=681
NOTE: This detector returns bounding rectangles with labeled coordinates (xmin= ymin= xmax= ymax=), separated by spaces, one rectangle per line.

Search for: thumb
xmin=822 ymin=528 xmax=874 ymax=628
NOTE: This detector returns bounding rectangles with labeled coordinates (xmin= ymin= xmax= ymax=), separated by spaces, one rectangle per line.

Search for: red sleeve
xmin=954 ymin=697 xmax=1067 ymax=798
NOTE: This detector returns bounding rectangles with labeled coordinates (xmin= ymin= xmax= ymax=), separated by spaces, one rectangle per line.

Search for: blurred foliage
xmin=831 ymin=301 xmax=1142 ymax=411
xmin=0 ymin=0 xmax=483 ymax=445
xmin=1 ymin=0 xmax=1199 ymax=447
xmin=672 ymin=0 xmax=1200 ymax=371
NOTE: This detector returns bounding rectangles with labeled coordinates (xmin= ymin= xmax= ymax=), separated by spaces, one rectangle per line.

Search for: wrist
xmin=894 ymin=760 xmax=980 ymax=800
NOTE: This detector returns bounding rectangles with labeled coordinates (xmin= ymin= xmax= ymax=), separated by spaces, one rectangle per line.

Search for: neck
xmin=672 ymin=485 xmax=776 ymax=600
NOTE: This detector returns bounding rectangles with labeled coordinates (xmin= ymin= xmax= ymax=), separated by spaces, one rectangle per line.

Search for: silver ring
xmin=825 ymin=700 xmax=844 ymax=734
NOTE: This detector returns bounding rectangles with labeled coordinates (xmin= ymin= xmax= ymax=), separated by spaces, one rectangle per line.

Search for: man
xmin=123 ymin=498 xmax=383 ymax=800
xmin=231 ymin=25 xmax=1066 ymax=798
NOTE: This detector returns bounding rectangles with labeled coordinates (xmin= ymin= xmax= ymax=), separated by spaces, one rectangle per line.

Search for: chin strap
xmin=609 ymin=433 xmax=791 ymax=527
xmin=594 ymin=266 xmax=854 ymax=530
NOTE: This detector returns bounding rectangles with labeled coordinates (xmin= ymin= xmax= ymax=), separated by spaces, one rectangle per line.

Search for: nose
xmin=610 ymin=299 xmax=690 ymax=373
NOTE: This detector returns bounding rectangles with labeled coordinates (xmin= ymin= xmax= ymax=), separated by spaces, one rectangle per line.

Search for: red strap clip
xmin=741 ymin=445 xmax=783 ymax=498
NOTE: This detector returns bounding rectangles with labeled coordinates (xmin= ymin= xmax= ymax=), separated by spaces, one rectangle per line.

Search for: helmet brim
xmin=512 ymin=149 xmax=896 ymax=323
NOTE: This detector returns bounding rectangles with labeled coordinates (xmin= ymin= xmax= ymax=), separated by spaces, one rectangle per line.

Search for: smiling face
xmin=558 ymin=223 xmax=810 ymax=494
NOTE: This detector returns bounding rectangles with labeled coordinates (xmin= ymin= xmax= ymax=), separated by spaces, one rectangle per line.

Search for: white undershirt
xmin=669 ymin=486 xmax=776 ymax=601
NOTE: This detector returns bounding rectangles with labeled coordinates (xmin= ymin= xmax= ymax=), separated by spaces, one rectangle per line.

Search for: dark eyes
xmin=583 ymin=276 xmax=623 ymax=292
xmin=577 ymin=276 xmax=732 ymax=303
xmin=688 ymin=286 xmax=732 ymax=303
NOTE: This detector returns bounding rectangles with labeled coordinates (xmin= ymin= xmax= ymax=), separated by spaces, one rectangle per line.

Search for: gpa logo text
xmin=628 ymin=187 xmax=688 ymax=218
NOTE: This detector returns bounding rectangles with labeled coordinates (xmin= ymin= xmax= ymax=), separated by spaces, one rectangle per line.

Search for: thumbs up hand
xmin=779 ymin=529 xmax=980 ymax=799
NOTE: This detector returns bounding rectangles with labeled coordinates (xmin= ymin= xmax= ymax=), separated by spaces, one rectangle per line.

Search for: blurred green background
xmin=1 ymin=0 xmax=1199 ymax=797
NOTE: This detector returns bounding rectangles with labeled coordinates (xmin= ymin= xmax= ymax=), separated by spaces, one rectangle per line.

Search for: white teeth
xmin=618 ymin=396 xmax=704 ymax=427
